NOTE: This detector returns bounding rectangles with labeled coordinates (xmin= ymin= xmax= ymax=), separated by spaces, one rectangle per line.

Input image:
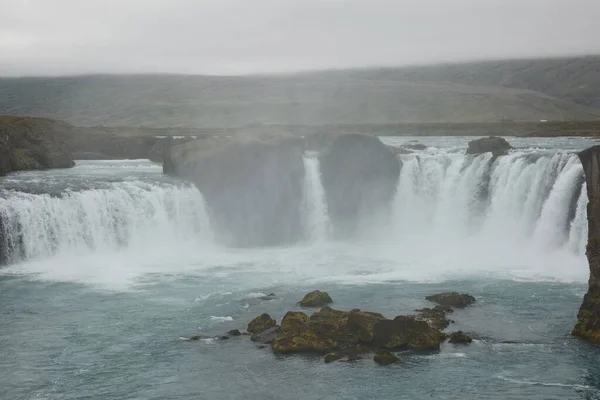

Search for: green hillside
xmin=1 ymin=56 xmax=599 ymax=128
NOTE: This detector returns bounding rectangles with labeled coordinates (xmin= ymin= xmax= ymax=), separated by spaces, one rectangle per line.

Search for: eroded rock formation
xmin=319 ymin=134 xmax=401 ymax=237
xmin=466 ymin=136 xmax=512 ymax=157
xmin=573 ymin=145 xmax=600 ymax=344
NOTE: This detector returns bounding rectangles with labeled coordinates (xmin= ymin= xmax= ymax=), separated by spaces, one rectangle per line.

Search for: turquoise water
xmin=1 ymin=138 xmax=600 ymax=399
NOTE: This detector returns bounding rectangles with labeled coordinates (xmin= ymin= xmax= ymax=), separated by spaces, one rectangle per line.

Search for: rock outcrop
xmin=298 ymin=291 xmax=333 ymax=307
xmin=448 ymin=331 xmax=472 ymax=344
xmin=573 ymin=145 xmax=600 ymax=344
xmin=466 ymin=136 xmax=512 ymax=157
xmin=165 ymin=134 xmax=306 ymax=246
xmin=0 ymin=116 xmax=75 ymax=175
xmin=373 ymin=351 xmax=400 ymax=365
xmin=319 ymin=134 xmax=401 ymax=237
xmin=425 ymin=292 xmax=476 ymax=308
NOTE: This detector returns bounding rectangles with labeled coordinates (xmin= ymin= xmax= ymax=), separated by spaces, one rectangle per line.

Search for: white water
xmin=0 ymin=181 xmax=213 ymax=263
xmin=0 ymin=150 xmax=590 ymax=289
xmin=301 ymin=154 xmax=331 ymax=242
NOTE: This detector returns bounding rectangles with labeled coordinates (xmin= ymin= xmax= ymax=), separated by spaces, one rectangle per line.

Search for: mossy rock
xmin=347 ymin=309 xmax=386 ymax=343
xmin=374 ymin=351 xmax=400 ymax=366
xmin=10 ymin=148 xmax=41 ymax=170
xmin=572 ymin=290 xmax=600 ymax=344
xmin=247 ymin=313 xmax=277 ymax=334
xmin=373 ymin=316 xmax=445 ymax=351
xmin=273 ymin=318 xmax=358 ymax=354
xmin=425 ymin=292 xmax=476 ymax=308
xmin=299 ymin=290 xmax=333 ymax=307
xmin=448 ymin=331 xmax=472 ymax=344
xmin=416 ymin=305 xmax=454 ymax=330
xmin=281 ymin=311 xmax=309 ymax=332
xmin=310 ymin=306 xmax=348 ymax=321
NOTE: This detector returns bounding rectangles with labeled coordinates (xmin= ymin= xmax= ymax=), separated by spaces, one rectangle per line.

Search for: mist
xmin=2 ymin=0 xmax=600 ymax=76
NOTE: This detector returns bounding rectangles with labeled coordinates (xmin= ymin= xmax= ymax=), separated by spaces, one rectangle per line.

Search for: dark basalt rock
xmin=425 ymin=292 xmax=476 ymax=308
xmin=373 ymin=351 xmax=400 ymax=366
xmin=227 ymin=329 xmax=242 ymax=336
xmin=324 ymin=352 xmax=345 ymax=363
xmin=448 ymin=331 xmax=472 ymax=344
xmin=347 ymin=309 xmax=386 ymax=343
xmin=466 ymin=136 xmax=512 ymax=157
xmin=320 ymin=133 xmax=401 ymax=238
xmin=415 ymin=305 xmax=454 ymax=329
xmin=572 ymin=145 xmax=600 ymax=344
xmin=298 ymin=290 xmax=333 ymax=307
xmin=247 ymin=313 xmax=277 ymax=334
xmin=373 ymin=316 xmax=445 ymax=351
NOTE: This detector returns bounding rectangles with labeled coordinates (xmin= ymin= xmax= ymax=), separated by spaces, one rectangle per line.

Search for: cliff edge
xmin=573 ymin=145 xmax=600 ymax=344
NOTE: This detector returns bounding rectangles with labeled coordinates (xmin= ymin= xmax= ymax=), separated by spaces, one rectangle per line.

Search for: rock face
xmin=466 ymin=136 xmax=512 ymax=157
xmin=166 ymin=134 xmax=306 ymax=246
xmin=425 ymin=292 xmax=476 ymax=308
xmin=298 ymin=291 xmax=333 ymax=307
xmin=319 ymin=134 xmax=401 ymax=237
xmin=573 ymin=145 xmax=600 ymax=344
xmin=0 ymin=116 xmax=75 ymax=175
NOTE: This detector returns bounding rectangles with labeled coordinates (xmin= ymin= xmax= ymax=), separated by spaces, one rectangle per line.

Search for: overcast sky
xmin=1 ymin=0 xmax=599 ymax=76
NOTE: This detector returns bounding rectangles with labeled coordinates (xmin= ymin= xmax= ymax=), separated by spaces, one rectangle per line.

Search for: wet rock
xmin=573 ymin=146 xmax=600 ymax=345
xmin=347 ymin=309 xmax=386 ymax=342
xmin=281 ymin=311 xmax=309 ymax=331
xmin=415 ymin=305 xmax=454 ymax=329
xmin=219 ymin=336 xmax=230 ymax=340
xmin=324 ymin=352 xmax=345 ymax=363
xmin=320 ymin=133 xmax=401 ymax=238
xmin=188 ymin=335 xmax=208 ymax=341
xmin=402 ymin=142 xmax=427 ymax=151
xmin=373 ymin=351 xmax=400 ymax=366
xmin=299 ymin=290 xmax=333 ymax=307
xmin=257 ymin=345 xmax=268 ymax=349
xmin=425 ymin=292 xmax=476 ymax=308
xmin=448 ymin=331 xmax=472 ymax=344
xmin=260 ymin=293 xmax=277 ymax=300
xmin=373 ymin=316 xmax=445 ymax=351
xmin=247 ymin=313 xmax=277 ymax=334
xmin=251 ymin=326 xmax=281 ymax=344
xmin=466 ymin=136 xmax=512 ymax=157
xmin=310 ymin=306 xmax=348 ymax=321
xmin=272 ymin=318 xmax=358 ymax=354
xmin=227 ymin=329 xmax=242 ymax=336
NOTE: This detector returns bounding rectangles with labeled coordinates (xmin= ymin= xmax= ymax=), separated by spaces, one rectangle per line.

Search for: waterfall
xmin=302 ymin=153 xmax=331 ymax=242
xmin=0 ymin=181 xmax=212 ymax=264
xmin=392 ymin=150 xmax=587 ymax=255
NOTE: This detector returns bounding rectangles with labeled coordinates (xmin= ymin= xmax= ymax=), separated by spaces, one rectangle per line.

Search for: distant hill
xmin=1 ymin=56 xmax=599 ymax=128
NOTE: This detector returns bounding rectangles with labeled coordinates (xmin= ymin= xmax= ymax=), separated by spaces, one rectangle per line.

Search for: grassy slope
xmin=1 ymin=56 xmax=600 ymax=128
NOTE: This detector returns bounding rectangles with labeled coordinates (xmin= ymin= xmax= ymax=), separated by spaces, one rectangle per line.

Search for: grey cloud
xmin=1 ymin=0 xmax=599 ymax=76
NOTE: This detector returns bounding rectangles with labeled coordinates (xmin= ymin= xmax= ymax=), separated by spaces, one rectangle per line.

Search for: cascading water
xmin=390 ymin=148 xmax=587 ymax=261
xmin=301 ymin=153 xmax=331 ymax=242
xmin=0 ymin=181 xmax=213 ymax=264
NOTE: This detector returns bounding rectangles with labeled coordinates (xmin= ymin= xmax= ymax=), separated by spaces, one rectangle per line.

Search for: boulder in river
xmin=298 ymin=290 xmax=333 ymax=307
xmin=373 ymin=351 xmax=400 ymax=366
xmin=425 ymin=292 xmax=476 ymax=308
xmin=466 ymin=136 xmax=512 ymax=157
xmin=247 ymin=313 xmax=277 ymax=334
xmin=448 ymin=331 xmax=472 ymax=344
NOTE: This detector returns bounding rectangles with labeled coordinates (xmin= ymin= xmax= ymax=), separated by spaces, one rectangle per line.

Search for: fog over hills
xmin=1 ymin=56 xmax=599 ymax=128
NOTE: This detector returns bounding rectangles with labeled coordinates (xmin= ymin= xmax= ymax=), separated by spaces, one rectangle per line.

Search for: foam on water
xmin=0 ymin=147 xmax=590 ymax=290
